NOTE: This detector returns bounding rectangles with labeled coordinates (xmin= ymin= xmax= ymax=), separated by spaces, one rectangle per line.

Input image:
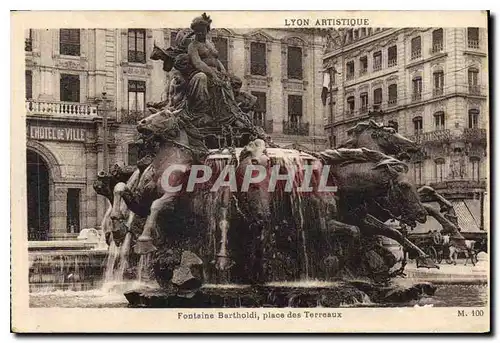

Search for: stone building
xmin=322 ymin=27 xmax=488 ymax=233
xmin=24 ymin=27 xmax=326 ymax=240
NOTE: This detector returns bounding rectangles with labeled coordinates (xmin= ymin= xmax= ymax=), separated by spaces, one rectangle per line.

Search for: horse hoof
xmin=134 ymin=240 xmax=157 ymax=255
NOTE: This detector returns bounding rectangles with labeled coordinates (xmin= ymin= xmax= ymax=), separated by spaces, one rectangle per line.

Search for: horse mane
xmin=319 ymin=147 xmax=409 ymax=173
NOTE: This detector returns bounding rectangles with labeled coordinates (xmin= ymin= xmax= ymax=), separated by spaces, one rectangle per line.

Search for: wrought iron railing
xmin=412 ymin=93 xmax=422 ymax=102
xmin=282 ymin=121 xmax=310 ymax=136
xmin=411 ymin=50 xmax=422 ymax=60
xmin=25 ymin=38 xmax=32 ymax=52
xmin=431 ymin=42 xmax=443 ymax=54
xmin=26 ymin=100 xmax=98 ymax=116
xmin=468 ymin=40 xmax=480 ymax=49
xmin=373 ymin=63 xmax=382 ymax=71
xmin=388 ymin=98 xmax=397 ymax=106
xmin=410 ymin=129 xmax=451 ymax=144
xmin=388 ymin=59 xmax=397 ymax=67
xmin=469 ymin=85 xmax=481 ymax=95
xmin=463 ymin=127 xmax=487 ymax=142
xmin=121 ymin=110 xmax=146 ymax=124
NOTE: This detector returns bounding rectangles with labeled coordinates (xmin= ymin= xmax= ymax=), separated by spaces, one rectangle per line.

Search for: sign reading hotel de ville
xmin=11 ymin=10 xmax=489 ymax=334
xmin=28 ymin=125 xmax=86 ymax=142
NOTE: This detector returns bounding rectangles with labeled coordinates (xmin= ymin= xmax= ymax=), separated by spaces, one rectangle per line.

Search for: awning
xmin=411 ymin=200 xmax=481 ymax=234
xmin=453 ymin=200 xmax=481 ymax=232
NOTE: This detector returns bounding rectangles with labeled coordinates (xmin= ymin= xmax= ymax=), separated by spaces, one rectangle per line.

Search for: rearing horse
xmin=340 ymin=120 xmax=464 ymax=240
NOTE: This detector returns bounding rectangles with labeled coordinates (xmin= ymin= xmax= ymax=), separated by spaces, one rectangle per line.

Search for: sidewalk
xmin=403 ymin=259 xmax=488 ymax=284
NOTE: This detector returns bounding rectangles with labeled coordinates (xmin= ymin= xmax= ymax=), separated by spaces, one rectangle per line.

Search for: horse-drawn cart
xmin=407 ymin=231 xmax=446 ymax=264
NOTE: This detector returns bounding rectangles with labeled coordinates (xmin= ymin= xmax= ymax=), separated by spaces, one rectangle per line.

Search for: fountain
xmin=88 ymin=13 xmax=465 ymax=308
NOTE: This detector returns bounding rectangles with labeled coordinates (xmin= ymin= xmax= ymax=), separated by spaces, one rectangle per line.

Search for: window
xmin=471 ymin=157 xmax=480 ymax=181
xmin=353 ymin=29 xmax=359 ymax=40
xmin=433 ymin=71 xmax=444 ymax=96
xmin=346 ymin=96 xmax=355 ymax=114
xmin=60 ymin=29 xmax=80 ymax=56
xmin=346 ymin=61 xmax=355 ymax=80
xmin=413 ymin=162 xmax=423 ymax=185
xmin=212 ymin=37 xmax=229 ymax=71
xmin=128 ymin=29 xmax=146 ymax=63
xmin=388 ymin=45 xmax=397 ymax=67
xmin=468 ymin=68 xmax=479 ymax=94
xmin=412 ymin=76 xmax=422 ymax=101
xmin=360 ymin=92 xmax=368 ymax=112
xmin=128 ymin=80 xmax=146 ymax=115
xmin=252 ymin=91 xmax=267 ymax=128
xmin=60 ymin=74 xmax=80 ymax=102
xmin=413 ymin=116 xmax=423 ymax=135
xmin=288 ymin=95 xmax=303 ymax=122
xmin=347 ymin=29 xmax=353 ymax=43
xmin=287 ymin=46 xmax=303 ymax=80
xmin=25 ymin=29 xmax=32 ymax=52
xmin=411 ymin=36 xmax=421 ymax=59
xmin=435 ymin=159 xmax=445 ymax=182
xmin=25 ymin=70 xmax=32 ymax=99
xmin=469 ymin=109 xmax=479 ymax=128
xmin=359 ymin=56 xmax=368 ymax=75
xmin=373 ymin=87 xmax=382 ymax=105
xmin=388 ymin=84 xmax=397 ymax=105
xmin=432 ymin=29 xmax=444 ymax=52
xmin=467 ymin=27 xmax=479 ymax=49
xmin=128 ymin=143 xmax=139 ymax=166
xmin=66 ymin=188 xmax=80 ymax=233
xmin=360 ymin=28 xmax=367 ymax=37
xmin=250 ymin=42 xmax=267 ymax=76
xmin=373 ymin=51 xmax=382 ymax=71
xmin=330 ymin=135 xmax=337 ymax=148
xmin=434 ymin=111 xmax=445 ymax=130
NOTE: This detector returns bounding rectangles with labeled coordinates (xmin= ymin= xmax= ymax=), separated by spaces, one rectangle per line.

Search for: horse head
xmin=374 ymin=160 xmax=427 ymax=227
xmin=345 ymin=120 xmax=421 ymax=158
xmin=136 ymin=108 xmax=181 ymax=139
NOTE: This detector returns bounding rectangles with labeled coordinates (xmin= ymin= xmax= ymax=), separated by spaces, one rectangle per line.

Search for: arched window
xmin=346 ymin=96 xmax=355 ymax=114
xmin=434 ymin=111 xmax=445 ymax=130
xmin=433 ymin=70 xmax=444 ymax=96
xmin=468 ymin=109 xmax=479 ymax=128
xmin=373 ymin=87 xmax=382 ymax=105
xmin=412 ymin=76 xmax=422 ymax=101
xmin=411 ymin=36 xmax=421 ymax=59
xmin=432 ymin=28 xmax=444 ymax=53
xmin=435 ymin=158 xmax=445 ymax=182
xmin=468 ymin=67 xmax=479 ymax=94
xmin=413 ymin=116 xmax=423 ymax=135
xmin=360 ymin=92 xmax=368 ymax=112
xmin=413 ymin=161 xmax=423 ymax=185
xmin=388 ymin=84 xmax=397 ymax=105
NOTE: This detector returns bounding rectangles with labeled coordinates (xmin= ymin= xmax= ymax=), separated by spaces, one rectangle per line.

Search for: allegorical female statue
xmin=149 ymin=13 xmax=273 ymax=146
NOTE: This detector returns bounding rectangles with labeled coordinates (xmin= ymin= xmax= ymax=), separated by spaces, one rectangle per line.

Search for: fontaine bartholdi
xmin=93 ymin=14 xmax=467 ymax=307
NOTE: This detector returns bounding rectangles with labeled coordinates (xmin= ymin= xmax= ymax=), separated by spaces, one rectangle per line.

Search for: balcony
xmin=388 ymin=98 xmax=397 ymax=107
xmin=359 ymin=68 xmax=368 ymax=76
xmin=431 ymin=42 xmax=443 ymax=54
xmin=388 ymin=59 xmax=397 ymax=67
xmin=282 ymin=121 xmax=309 ymax=136
xmin=463 ymin=127 xmax=487 ymax=143
xmin=121 ymin=110 xmax=146 ymax=124
xmin=410 ymin=129 xmax=451 ymax=144
xmin=346 ymin=73 xmax=355 ymax=81
xmin=359 ymin=106 xmax=368 ymax=114
xmin=411 ymin=93 xmax=422 ymax=102
xmin=468 ymin=40 xmax=480 ymax=49
xmin=433 ymin=88 xmax=444 ymax=97
xmin=26 ymin=100 xmax=98 ymax=117
xmin=373 ymin=63 xmax=382 ymax=72
xmin=469 ymin=85 xmax=481 ymax=95
xmin=411 ymin=50 xmax=422 ymax=60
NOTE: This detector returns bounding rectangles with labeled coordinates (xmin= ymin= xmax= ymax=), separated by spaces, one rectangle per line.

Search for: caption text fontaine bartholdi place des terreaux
xmin=177 ymin=310 xmax=344 ymax=321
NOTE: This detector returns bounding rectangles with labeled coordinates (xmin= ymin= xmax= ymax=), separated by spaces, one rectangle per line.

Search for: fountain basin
xmin=123 ymin=280 xmax=437 ymax=308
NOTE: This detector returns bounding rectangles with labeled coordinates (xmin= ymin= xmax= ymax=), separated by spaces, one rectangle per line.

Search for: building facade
xmin=24 ymin=27 xmax=327 ymax=240
xmin=322 ymin=27 xmax=488 ymax=233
